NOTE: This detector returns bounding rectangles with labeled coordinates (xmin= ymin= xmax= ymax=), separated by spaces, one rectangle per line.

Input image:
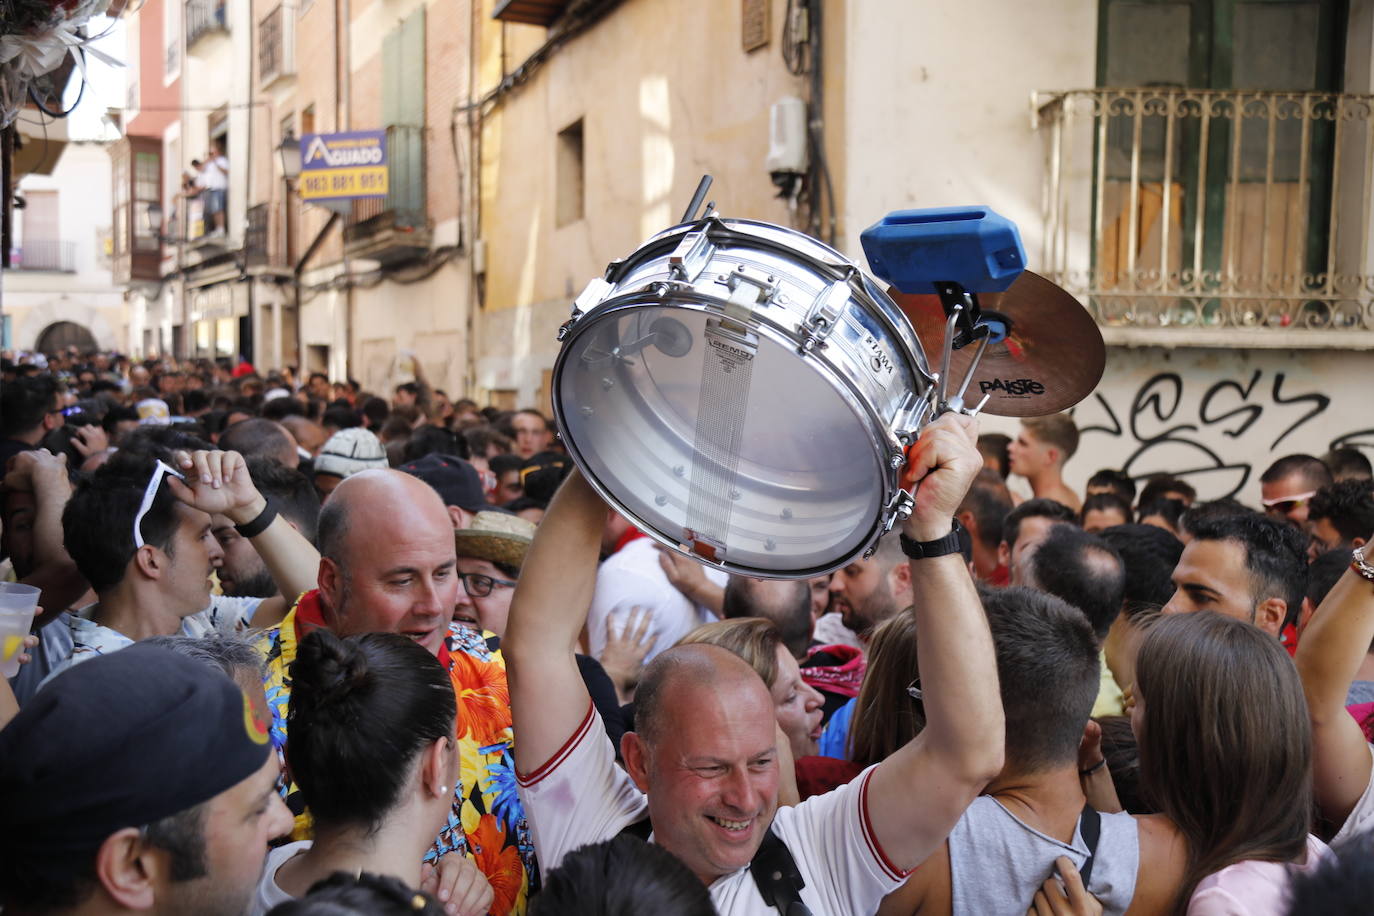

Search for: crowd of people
xmin=3 ymin=346 xmax=1374 ymax=916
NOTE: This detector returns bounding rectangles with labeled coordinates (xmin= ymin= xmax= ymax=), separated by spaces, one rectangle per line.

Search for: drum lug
xmin=798 ymin=280 xmax=850 ymax=353
xmin=559 ymin=278 xmax=616 ymax=341
xmin=668 ymin=230 xmax=716 ymax=283
xmin=873 ymin=491 xmax=917 ymax=549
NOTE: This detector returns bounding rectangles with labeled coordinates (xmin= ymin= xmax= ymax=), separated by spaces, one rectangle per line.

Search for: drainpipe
xmin=294 ymin=210 xmax=340 ymax=374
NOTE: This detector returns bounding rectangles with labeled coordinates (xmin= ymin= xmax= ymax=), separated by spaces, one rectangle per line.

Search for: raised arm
xmin=170 ymin=449 xmax=320 ymax=625
xmin=503 ymin=468 xmax=608 ymax=774
xmin=1295 ymin=539 xmax=1374 ymax=828
xmin=4 ymin=450 xmax=89 ymax=623
xmin=866 ymin=413 xmax=1005 ymax=872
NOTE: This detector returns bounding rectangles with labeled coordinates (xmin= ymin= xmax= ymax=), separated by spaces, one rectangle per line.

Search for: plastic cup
xmin=0 ymin=582 xmax=40 ymax=679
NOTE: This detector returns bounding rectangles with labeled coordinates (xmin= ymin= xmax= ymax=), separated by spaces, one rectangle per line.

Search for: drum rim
xmin=551 ymin=293 xmax=902 ymax=578
xmin=622 ymin=217 xmax=933 ymax=379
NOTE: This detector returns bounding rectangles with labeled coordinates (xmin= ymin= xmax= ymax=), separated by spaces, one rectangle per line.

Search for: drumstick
xmin=682 ymin=175 xmax=714 ymax=224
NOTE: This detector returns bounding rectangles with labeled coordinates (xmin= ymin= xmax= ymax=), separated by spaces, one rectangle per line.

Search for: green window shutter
xmin=381 ymin=26 xmax=401 ymax=127
xmin=399 ymin=8 xmax=425 ymax=127
xmin=380 ymin=8 xmax=425 ymax=219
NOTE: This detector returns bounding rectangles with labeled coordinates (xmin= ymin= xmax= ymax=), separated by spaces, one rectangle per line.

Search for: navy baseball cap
xmin=0 ymin=643 xmax=273 ymax=869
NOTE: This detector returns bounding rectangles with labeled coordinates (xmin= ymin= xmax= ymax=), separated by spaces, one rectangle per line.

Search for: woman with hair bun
xmin=251 ymin=630 xmax=493 ymax=916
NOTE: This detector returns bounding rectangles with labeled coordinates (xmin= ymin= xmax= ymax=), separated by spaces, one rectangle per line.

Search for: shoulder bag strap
xmin=1077 ymin=802 xmax=1102 ymax=889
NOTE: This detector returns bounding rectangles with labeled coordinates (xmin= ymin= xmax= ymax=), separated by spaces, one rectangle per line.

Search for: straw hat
xmin=454 ymin=511 xmax=537 ymax=569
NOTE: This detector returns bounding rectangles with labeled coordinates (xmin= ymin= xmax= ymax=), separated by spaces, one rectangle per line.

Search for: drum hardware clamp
xmin=668 ymin=229 xmax=716 ymax=283
xmin=719 ymin=265 xmax=781 ymax=322
xmin=558 ymin=277 xmax=617 ymax=340
xmin=797 ymin=279 xmax=851 ymax=353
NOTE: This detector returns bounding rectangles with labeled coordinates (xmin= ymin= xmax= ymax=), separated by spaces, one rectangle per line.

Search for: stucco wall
xmin=978 ymin=346 xmax=1374 ymax=507
xmin=838 ymin=0 xmax=1097 ymax=263
xmin=8 ymin=143 xmax=125 ymax=351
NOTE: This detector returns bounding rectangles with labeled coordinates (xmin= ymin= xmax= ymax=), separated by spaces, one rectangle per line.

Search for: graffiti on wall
xmin=1075 ymin=368 xmax=1373 ymax=499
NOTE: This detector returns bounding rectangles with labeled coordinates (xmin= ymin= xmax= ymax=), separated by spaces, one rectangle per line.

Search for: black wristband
xmin=1079 ymin=758 xmax=1107 ymax=777
xmin=233 ymin=499 xmax=278 ymax=538
xmin=899 ymin=518 xmax=965 ymax=560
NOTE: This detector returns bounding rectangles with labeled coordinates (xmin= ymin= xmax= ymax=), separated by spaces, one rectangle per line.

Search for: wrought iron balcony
xmin=9 ymin=240 xmax=77 ymax=272
xmin=258 ymin=5 xmax=295 ymax=87
xmin=1032 ymin=88 xmax=1374 ymax=344
xmin=186 ymin=0 xmax=227 ymax=49
xmin=245 ymin=203 xmax=269 ymax=267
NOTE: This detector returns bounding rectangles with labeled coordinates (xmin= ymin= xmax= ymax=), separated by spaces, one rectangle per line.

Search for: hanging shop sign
xmin=299 ymin=131 xmax=389 ymax=201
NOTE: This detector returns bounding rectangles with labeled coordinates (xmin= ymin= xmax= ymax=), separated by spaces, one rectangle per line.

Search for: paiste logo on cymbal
xmin=242 ymin=689 xmax=271 ymax=746
xmin=979 ymin=378 xmax=1046 ymax=397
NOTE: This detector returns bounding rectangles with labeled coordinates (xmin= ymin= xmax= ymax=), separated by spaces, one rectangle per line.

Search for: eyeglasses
xmin=906 ymin=678 xmax=923 ymax=701
xmin=1261 ymin=491 xmax=1316 ymax=515
xmin=458 ymin=572 xmax=518 ymax=598
xmin=134 ymin=460 xmax=185 ymax=549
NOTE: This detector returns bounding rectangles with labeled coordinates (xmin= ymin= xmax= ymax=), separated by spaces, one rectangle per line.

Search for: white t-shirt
xmin=586 ymin=537 xmax=727 ymax=664
xmin=39 ymin=594 xmax=264 ymax=687
xmin=250 ymin=840 xmax=312 ymax=916
xmin=516 ymin=704 xmax=908 ymax=915
xmin=1333 ymin=741 xmax=1374 ymax=845
xmin=200 ymin=155 xmax=229 ymax=191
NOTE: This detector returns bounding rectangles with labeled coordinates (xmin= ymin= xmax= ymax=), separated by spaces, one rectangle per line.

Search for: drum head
xmin=555 ymin=301 xmax=887 ymax=577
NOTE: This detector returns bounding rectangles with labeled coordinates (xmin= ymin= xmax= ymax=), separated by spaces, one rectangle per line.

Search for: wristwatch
xmin=899 ymin=518 xmax=965 ymax=560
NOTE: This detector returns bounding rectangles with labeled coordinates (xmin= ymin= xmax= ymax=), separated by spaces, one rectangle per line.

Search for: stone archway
xmin=34 ymin=321 xmax=99 ymax=354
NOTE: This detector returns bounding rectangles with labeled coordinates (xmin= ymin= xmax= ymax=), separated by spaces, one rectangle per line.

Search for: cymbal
xmin=888 ymin=271 xmax=1105 ymax=418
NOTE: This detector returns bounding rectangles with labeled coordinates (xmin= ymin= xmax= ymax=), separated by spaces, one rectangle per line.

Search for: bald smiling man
xmin=505 ymin=413 xmax=1004 ymax=914
xmin=253 ymin=470 xmax=536 ymax=913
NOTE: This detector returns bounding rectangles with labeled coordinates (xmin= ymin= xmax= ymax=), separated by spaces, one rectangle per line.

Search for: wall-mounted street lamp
xmin=277 ymin=130 xmax=302 ymax=182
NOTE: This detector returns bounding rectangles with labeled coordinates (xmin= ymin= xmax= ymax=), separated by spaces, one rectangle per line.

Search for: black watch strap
xmin=899 ymin=518 xmax=964 ymax=560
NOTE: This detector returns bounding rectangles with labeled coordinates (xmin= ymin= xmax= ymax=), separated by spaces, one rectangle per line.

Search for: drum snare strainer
xmin=552 ymin=216 xmax=936 ymax=578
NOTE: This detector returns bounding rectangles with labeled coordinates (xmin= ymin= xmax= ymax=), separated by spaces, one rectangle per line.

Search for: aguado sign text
xmin=299 ymin=130 xmax=389 ymax=202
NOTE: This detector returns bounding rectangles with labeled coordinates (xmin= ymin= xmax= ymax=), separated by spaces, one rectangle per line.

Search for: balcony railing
xmin=186 ymin=0 xmax=227 ymax=48
xmin=9 ymin=240 xmax=77 ymax=272
xmin=258 ymin=5 xmax=294 ymax=86
xmin=1033 ymin=88 xmax=1374 ymax=340
xmin=344 ymin=125 xmax=429 ymax=257
xmin=245 ymin=203 xmax=269 ymax=266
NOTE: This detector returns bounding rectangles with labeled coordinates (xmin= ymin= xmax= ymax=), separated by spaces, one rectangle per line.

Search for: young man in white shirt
xmin=200 ymin=148 xmax=230 ymax=234
xmin=46 ymin=447 xmax=318 ymax=682
xmin=504 ymin=413 xmax=1004 ymax=914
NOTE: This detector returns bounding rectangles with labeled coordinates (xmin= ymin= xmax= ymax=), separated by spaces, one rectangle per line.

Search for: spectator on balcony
xmin=199 ymin=146 xmax=229 ymax=236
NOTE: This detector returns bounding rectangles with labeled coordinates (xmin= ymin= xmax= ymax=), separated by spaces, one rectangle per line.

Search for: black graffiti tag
xmin=1079 ymin=369 xmax=1342 ymax=499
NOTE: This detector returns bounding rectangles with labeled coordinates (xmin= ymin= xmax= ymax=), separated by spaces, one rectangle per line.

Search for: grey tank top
xmin=948 ymin=796 xmax=1139 ymax=916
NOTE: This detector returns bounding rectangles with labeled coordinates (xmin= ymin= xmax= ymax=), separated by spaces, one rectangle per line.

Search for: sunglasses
xmin=133 ymin=460 xmax=185 ymax=549
xmin=458 ymin=572 xmax=518 ymax=598
xmin=1261 ymin=491 xmax=1316 ymax=515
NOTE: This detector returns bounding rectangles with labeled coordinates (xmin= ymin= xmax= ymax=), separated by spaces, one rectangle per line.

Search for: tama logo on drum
xmin=979 ymin=378 xmax=1046 ymax=397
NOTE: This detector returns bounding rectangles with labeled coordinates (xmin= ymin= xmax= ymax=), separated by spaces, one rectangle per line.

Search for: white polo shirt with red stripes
xmin=517 ymin=703 xmax=908 ymax=914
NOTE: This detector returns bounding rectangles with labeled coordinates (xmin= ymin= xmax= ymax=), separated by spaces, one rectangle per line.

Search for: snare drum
xmin=552 ymin=218 xmax=936 ymax=578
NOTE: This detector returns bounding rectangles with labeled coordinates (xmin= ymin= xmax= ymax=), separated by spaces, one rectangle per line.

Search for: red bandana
xmin=612 ymin=526 xmax=647 ymax=555
xmin=800 ymin=644 xmax=867 ymax=698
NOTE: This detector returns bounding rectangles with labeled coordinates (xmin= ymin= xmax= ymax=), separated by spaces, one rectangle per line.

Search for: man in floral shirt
xmin=256 ymin=469 xmax=533 ymax=915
